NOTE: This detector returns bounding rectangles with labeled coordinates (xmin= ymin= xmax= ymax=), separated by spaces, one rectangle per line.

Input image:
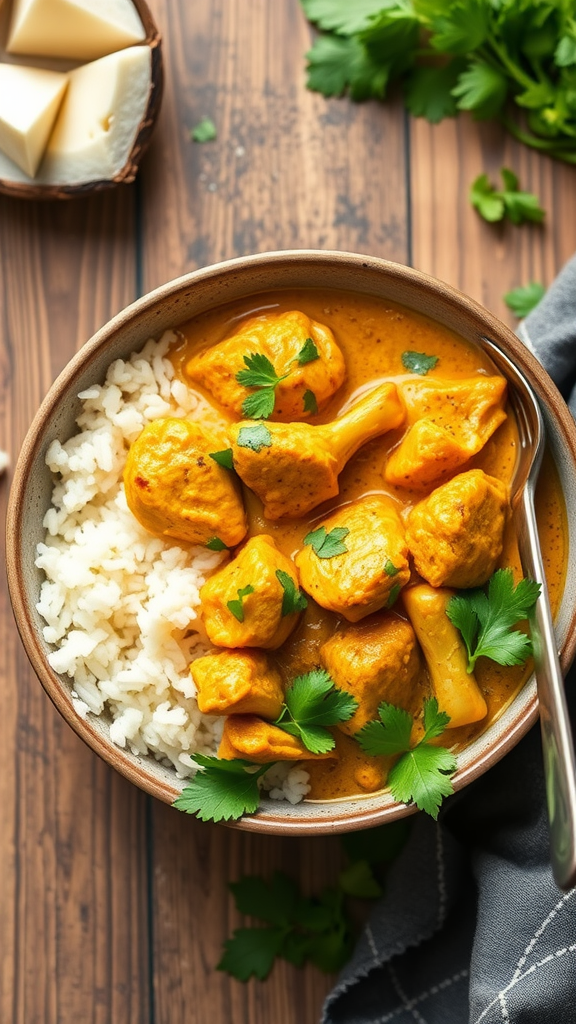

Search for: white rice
xmin=35 ymin=331 xmax=309 ymax=802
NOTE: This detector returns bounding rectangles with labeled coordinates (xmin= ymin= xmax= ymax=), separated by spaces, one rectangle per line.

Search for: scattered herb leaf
xmin=206 ymin=536 xmax=229 ymax=551
xmin=173 ymin=755 xmax=270 ymax=822
xmin=298 ymin=338 xmax=320 ymax=364
xmin=384 ymin=559 xmax=399 ymax=576
xmin=304 ymin=525 xmax=349 ymax=558
xmin=227 ymin=584 xmax=255 ymax=623
xmin=338 ymin=859 xmax=383 ymax=899
xmin=191 ymin=117 xmax=217 ymax=142
xmin=218 ymin=926 xmax=284 ymax=981
xmin=357 ymin=698 xmax=456 ymax=819
xmin=504 ymin=282 xmax=546 ymax=318
xmin=401 ymin=350 xmax=439 ymax=375
xmin=470 ymin=169 xmax=545 ymax=225
xmin=446 ymin=568 xmax=541 ymax=673
xmin=386 ymin=582 xmax=402 ymax=607
xmin=276 ymin=569 xmax=308 ymax=617
xmin=241 ymin=388 xmax=277 ymax=420
xmin=303 ymin=388 xmax=318 ymax=414
xmin=209 ymin=448 xmax=234 ymax=469
xmin=274 ymin=668 xmax=358 ymax=754
xmin=236 ymin=423 xmax=272 ymax=452
xmin=236 ymin=353 xmax=290 ymax=420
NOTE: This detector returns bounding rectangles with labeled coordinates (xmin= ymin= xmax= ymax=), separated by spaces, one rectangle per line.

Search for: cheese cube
xmin=40 ymin=45 xmax=151 ymax=185
xmin=0 ymin=63 xmax=68 ymax=177
xmin=7 ymin=0 xmax=146 ymax=61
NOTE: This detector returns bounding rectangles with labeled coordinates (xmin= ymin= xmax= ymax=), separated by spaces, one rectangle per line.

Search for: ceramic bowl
xmin=7 ymin=251 xmax=576 ymax=834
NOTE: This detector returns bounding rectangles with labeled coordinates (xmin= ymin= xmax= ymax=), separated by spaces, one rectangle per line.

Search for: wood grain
xmin=0 ymin=194 xmax=150 ymax=1024
xmin=140 ymin=1 xmax=408 ymax=1021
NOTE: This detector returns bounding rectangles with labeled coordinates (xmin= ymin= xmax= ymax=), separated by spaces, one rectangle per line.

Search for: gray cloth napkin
xmin=322 ymin=258 xmax=576 ymax=1024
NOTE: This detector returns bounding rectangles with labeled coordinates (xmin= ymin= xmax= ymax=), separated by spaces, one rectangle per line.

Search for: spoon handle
xmin=518 ymin=483 xmax=576 ymax=890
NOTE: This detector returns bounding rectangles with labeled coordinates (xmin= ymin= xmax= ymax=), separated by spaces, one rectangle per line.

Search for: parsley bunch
xmin=302 ymin=0 xmax=576 ymax=162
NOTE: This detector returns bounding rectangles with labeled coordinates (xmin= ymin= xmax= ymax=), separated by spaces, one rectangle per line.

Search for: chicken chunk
xmin=295 ymin=496 xmax=410 ymax=622
xmin=186 ymin=310 xmax=346 ymax=421
xmin=321 ymin=613 xmax=421 ymax=734
xmin=191 ymin=649 xmax=284 ymax=718
xmin=385 ymin=376 xmax=507 ymax=490
xmin=406 ymin=469 xmax=508 ymax=588
xmin=230 ymin=383 xmax=404 ymax=519
xmin=124 ymin=417 xmax=247 ymax=548
xmin=218 ymin=715 xmax=333 ymax=763
xmin=200 ymin=535 xmax=305 ymax=649
xmin=403 ymin=585 xmax=487 ymax=728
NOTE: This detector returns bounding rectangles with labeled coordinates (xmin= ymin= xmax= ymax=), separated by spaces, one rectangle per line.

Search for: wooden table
xmin=1 ymin=2 xmax=575 ymax=1021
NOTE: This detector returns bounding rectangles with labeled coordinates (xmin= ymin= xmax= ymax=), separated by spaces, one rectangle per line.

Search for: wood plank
xmin=0 ymin=194 xmax=150 ymax=1024
xmin=410 ymin=114 xmax=576 ymax=323
xmin=140 ymin=1 xmax=409 ymax=1021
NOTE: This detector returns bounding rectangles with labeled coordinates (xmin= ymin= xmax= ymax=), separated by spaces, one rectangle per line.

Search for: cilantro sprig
xmin=357 ymin=698 xmax=456 ymax=819
xmin=401 ymin=350 xmax=438 ymax=375
xmin=470 ymin=169 xmax=545 ymax=226
xmin=504 ymin=282 xmax=546 ymax=318
xmin=274 ymin=668 xmax=358 ymax=754
xmin=446 ymin=568 xmax=541 ymax=673
xmin=227 ymin=585 xmax=255 ymax=622
xmin=301 ymin=1 xmax=576 ymax=164
xmin=173 ymin=755 xmax=270 ymax=822
xmin=304 ymin=525 xmax=349 ymax=558
xmin=275 ymin=569 xmax=308 ymax=617
xmin=236 ymin=340 xmax=320 ymax=419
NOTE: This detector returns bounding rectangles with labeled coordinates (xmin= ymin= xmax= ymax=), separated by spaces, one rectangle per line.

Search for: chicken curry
xmin=123 ymin=289 xmax=567 ymax=806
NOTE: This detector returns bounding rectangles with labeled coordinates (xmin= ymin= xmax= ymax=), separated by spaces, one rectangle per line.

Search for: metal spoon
xmin=481 ymin=336 xmax=576 ymax=891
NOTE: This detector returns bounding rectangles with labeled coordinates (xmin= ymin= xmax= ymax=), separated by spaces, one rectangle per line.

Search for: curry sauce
xmin=164 ymin=289 xmax=567 ymax=801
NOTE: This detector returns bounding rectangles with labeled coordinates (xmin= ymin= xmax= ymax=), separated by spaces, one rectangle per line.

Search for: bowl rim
xmin=7 ymin=248 xmax=576 ymax=835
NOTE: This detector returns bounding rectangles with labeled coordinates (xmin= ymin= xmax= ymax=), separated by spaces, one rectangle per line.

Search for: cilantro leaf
xmin=388 ymin=744 xmax=456 ymax=819
xmin=338 ymin=859 xmax=383 ymax=899
xmin=470 ymin=173 xmax=505 ymax=222
xmin=209 ymin=447 xmax=234 ymax=469
xmin=236 ymin=352 xmax=284 ymax=388
xmin=306 ymin=33 xmax=390 ymax=101
xmin=425 ymin=0 xmax=489 ymax=55
xmin=298 ymin=338 xmax=320 ymax=364
xmin=191 ymin=117 xmax=217 ymax=142
xmin=227 ymin=584 xmax=255 ymax=622
xmin=503 ymin=282 xmax=546 ymax=318
xmin=300 ymin=0 xmax=386 ymax=36
xmin=276 ymin=569 xmax=308 ymax=616
xmin=275 ymin=668 xmax=358 ymax=754
xmin=173 ymin=755 xmax=269 ymax=822
xmin=421 ymin=696 xmax=451 ymax=741
xmin=241 ymin=387 xmax=276 ymax=420
xmin=357 ymin=702 xmax=413 ymax=757
xmin=230 ymin=873 xmax=298 ymax=925
xmin=452 ymin=60 xmax=508 ymax=118
xmin=401 ymin=350 xmax=439 ymax=375
xmin=217 ymin=927 xmax=283 ymax=981
xmin=303 ymin=525 xmax=349 ymax=558
xmin=384 ymin=559 xmax=399 ymax=576
xmin=446 ymin=568 xmax=541 ymax=672
xmin=470 ymin=170 xmax=544 ymax=226
xmin=236 ymin=423 xmax=272 ymax=452
xmin=387 ymin=582 xmax=401 ymax=608
xmin=303 ymin=389 xmax=318 ymax=414
xmin=206 ymin=536 xmax=229 ymax=551
xmin=404 ymin=62 xmax=462 ymax=123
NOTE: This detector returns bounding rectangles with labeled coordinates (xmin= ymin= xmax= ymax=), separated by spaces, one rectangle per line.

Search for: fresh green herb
xmin=297 ymin=338 xmax=320 ymax=364
xmin=206 ymin=537 xmax=229 ymax=552
xmin=446 ymin=568 xmax=541 ymax=673
xmin=191 ymin=117 xmax=217 ymax=142
xmin=303 ymin=388 xmax=318 ymax=414
xmin=304 ymin=525 xmax=349 ymax=558
xmin=357 ymin=698 xmax=456 ymax=819
xmin=227 ymin=584 xmax=255 ymax=622
xmin=504 ymin=282 xmax=546 ymax=318
xmin=338 ymin=859 xmax=383 ymax=899
xmin=274 ymin=668 xmax=358 ymax=754
xmin=276 ymin=569 xmax=308 ymax=617
xmin=470 ymin=169 xmax=545 ymax=225
xmin=384 ymin=559 xmax=399 ymax=577
xmin=301 ymin=1 xmax=576 ymax=163
xmin=401 ymin=350 xmax=439 ymax=375
xmin=173 ymin=755 xmax=270 ymax=822
xmin=209 ymin=447 xmax=234 ymax=469
xmin=236 ymin=423 xmax=272 ymax=452
xmin=218 ymin=872 xmax=353 ymax=980
xmin=236 ymin=353 xmax=290 ymax=420
xmin=386 ymin=582 xmax=401 ymax=608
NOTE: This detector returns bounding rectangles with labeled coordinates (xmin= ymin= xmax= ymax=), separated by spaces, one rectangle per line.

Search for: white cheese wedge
xmin=0 ymin=63 xmax=68 ymax=176
xmin=7 ymin=0 xmax=146 ymax=61
xmin=36 ymin=45 xmax=151 ymax=185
